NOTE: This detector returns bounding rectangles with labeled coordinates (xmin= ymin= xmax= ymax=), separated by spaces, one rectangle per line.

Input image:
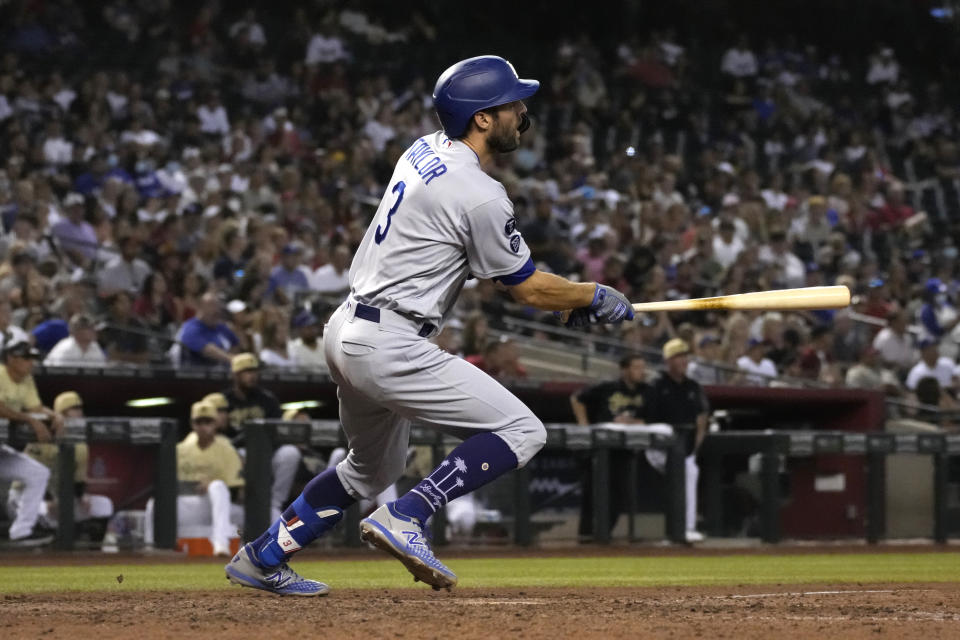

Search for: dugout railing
xmin=241 ymin=419 xmax=690 ymax=547
xmin=0 ymin=416 xmax=179 ymax=551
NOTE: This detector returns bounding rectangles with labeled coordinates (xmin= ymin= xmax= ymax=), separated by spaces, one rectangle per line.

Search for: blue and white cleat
xmin=359 ymin=503 xmax=457 ymax=590
xmin=225 ymin=543 xmax=330 ymax=596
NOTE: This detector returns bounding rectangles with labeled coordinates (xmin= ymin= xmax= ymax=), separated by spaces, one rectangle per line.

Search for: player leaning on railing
xmin=225 ymin=55 xmax=634 ymax=596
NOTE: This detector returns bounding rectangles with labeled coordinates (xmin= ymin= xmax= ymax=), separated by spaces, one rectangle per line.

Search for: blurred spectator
xmin=845 ymin=347 xmax=901 ymax=396
xmin=97 ymin=235 xmax=152 ymax=298
xmin=44 ymin=314 xmax=106 ymax=368
xmin=0 ymin=299 xmax=29 ymax=351
xmin=461 ymin=311 xmax=489 ymax=358
xmin=687 ymin=335 xmax=723 ymax=385
xmin=289 ymin=311 xmax=327 ymax=372
xmin=51 ymin=193 xmax=97 ymax=267
xmin=918 ymin=278 xmax=957 ymax=341
xmin=132 ymin=272 xmax=176 ymax=333
xmin=178 ymin=292 xmax=238 ymax=367
xmin=265 ymin=244 xmax=310 ymax=303
xmin=259 ymin=315 xmax=293 ymax=368
xmin=872 ymin=310 xmax=915 ymax=373
xmin=906 ymin=339 xmax=955 ymax=392
xmin=720 ymin=35 xmax=758 ymax=79
xmin=736 ymin=338 xmax=778 ymax=386
xmin=310 ymin=244 xmax=351 ymax=294
xmin=99 ymin=291 xmax=150 ymax=365
xmin=798 ymin=325 xmax=837 ymax=384
xmin=466 ymin=338 xmax=527 ymax=382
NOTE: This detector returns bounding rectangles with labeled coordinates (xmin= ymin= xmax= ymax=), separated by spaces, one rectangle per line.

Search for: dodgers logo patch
xmin=504 ymin=217 xmax=517 ymax=236
xmin=510 ymin=234 xmax=521 ymax=253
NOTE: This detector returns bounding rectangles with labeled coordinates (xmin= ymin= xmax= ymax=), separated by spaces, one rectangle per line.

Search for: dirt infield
xmin=3 ymin=583 xmax=960 ymax=639
xmin=3 ymin=547 xmax=959 ymax=639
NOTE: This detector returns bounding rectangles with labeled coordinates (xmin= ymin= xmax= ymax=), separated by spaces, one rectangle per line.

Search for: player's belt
xmin=354 ymin=302 xmax=437 ymax=338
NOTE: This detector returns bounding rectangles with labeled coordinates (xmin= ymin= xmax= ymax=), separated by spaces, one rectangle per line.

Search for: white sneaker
xmin=685 ymin=530 xmax=705 ymax=543
xmin=359 ymin=503 xmax=457 ymax=590
xmin=213 ymin=542 xmax=231 ymax=557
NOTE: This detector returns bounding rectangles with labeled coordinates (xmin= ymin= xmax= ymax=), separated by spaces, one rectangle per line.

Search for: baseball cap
xmin=293 ymin=311 xmax=319 ymax=328
xmin=54 ymin=391 xmax=83 ymax=413
xmin=698 ymin=335 xmax=720 ymax=348
xmin=191 ymin=401 xmax=218 ymax=421
xmin=925 ymin=278 xmax=946 ymax=294
xmin=4 ymin=341 xmax=40 ymax=360
xmin=64 ymin=192 xmax=84 ymax=207
xmin=231 ymin=352 xmax=260 ymax=373
xmin=662 ymin=338 xmax=691 ymax=360
xmin=721 ymin=193 xmax=740 ymax=208
xmin=808 ymin=195 xmax=826 ymax=207
xmin=919 ymin=337 xmax=939 ymax=350
xmin=281 ymin=243 xmax=302 ymax=255
xmin=226 ymin=299 xmax=247 ymax=314
xmin=202 ymin=392 xmax=229 ymax=411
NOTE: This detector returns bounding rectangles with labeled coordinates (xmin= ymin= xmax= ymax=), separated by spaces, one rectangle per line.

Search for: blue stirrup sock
xmin=393 ymin=432 xmax=519 ymax=524
xmin=252 ymin=467 xmax=356 ymax=568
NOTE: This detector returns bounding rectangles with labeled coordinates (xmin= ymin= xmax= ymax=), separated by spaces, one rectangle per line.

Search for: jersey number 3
xmin=374 ymin=181 xmax=406 ymax=244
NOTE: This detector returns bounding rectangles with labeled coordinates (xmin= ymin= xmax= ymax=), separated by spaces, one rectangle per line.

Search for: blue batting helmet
xmin=433 ymin=55 xmax=539 ymax=138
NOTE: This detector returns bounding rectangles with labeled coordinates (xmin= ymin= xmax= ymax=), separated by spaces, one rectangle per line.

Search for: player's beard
xmin=486 ymin=113 xmax=521 ymax=153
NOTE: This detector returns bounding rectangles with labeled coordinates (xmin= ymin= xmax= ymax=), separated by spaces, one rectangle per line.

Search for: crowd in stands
xmin=1 ymin=1 xmax=959 ymax=416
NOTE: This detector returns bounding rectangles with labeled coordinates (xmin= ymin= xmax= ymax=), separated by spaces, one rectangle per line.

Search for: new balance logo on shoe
xmin=266 ymin=572 xmax=292 ymax=588
xmin=403 ymin=530 xmax=424 ymax=546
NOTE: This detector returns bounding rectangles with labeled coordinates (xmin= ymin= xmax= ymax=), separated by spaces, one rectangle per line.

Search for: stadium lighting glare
xmin=125 ymin=397 xmax=175 ymax=408
xmin=280 ymin=400 xmax=323 ymax=411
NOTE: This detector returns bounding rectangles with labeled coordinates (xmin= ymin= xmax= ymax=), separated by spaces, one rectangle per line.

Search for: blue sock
xmin=251 ymin=467 xmax=356 ymax=568
xmin=393 ymin=432 xmax=518 ymax=524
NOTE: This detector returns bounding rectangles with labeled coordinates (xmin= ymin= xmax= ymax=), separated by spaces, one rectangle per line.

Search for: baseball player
xmin=226 ymin=55 xmax=633 ymax=596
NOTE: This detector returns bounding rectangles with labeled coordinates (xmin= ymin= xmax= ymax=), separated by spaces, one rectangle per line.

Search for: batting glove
xmin=588 ymin=284 xmax=634 ymax=324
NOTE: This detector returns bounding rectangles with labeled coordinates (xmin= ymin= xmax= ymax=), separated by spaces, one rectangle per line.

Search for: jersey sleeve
xmin=460 ymin=197 xmax=532 ymax=281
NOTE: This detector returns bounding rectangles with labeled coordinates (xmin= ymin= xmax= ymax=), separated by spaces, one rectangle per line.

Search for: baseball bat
xmin=631 ymin=285 xmax=850 ymax=313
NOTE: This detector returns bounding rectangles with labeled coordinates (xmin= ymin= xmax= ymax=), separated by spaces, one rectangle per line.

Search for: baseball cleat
xmin=359 ymin=503 xmax=457 ymax=590
xmin=225 ymin=543 xmax=330 ymax=596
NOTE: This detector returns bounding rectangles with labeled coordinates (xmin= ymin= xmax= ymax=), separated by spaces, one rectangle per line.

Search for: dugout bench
xmin=242 ymin=420 xmax=689 ymax=546
xmin=0 ymin=417 xmax=179 ymax=551
xmin=701 ymin=430 xmax=960 ymax=544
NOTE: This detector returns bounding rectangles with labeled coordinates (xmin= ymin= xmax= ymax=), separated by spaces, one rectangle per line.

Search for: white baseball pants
xmin=323 ymin=300 xmax=547 ymax=499
xmin=0 ymin=444 xmax=50 ymax=540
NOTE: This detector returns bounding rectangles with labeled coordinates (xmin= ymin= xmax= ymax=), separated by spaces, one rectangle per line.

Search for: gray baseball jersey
xmin=350 ymin=131 xmax=534 ymax=327
xmin=325 ymin=132 xmax=545 ymax=500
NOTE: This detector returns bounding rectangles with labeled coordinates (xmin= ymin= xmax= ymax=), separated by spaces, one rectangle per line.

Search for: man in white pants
xmin=0 ymin=341 xmax=60 ymax=546
xmin=644 ymin=339 xmax=710 ymax=543
xmin=8 ymin=391 xmax=114 ymax=541
xmin=145 ymin=401 xmax=244 ymax=556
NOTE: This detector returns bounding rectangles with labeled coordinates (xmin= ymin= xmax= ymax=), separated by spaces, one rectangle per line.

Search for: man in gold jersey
xmin=0 ymin=341 xmax=61 ymax=546
xmin=145 ymin=401 xmax=244 ymax=556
